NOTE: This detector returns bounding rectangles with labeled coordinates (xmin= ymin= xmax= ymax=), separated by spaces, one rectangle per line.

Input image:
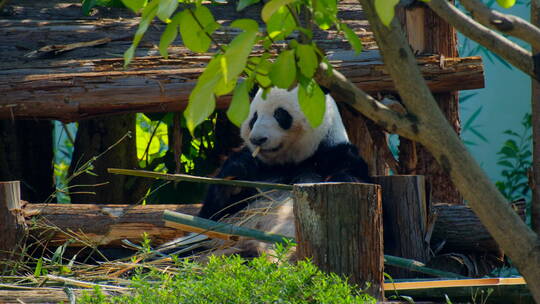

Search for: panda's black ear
xmin=320 ymin=85 xmax=331 ymax=95
xmin=248 ymin=84 xmax=260 ymax=99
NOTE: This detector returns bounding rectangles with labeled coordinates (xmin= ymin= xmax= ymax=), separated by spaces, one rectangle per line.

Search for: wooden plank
xmin=384 ymin=277 xmax=526 ymax=291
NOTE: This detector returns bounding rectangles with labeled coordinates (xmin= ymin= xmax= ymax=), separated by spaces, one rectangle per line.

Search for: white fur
xmin=240 ymin=87 xmax=349 ymax=165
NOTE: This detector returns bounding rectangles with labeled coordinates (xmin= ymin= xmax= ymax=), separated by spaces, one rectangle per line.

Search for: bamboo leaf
xmin=157 ymin=0 xmax=178 ymax=21
xmin=124 ymin=0 xmax=159 ymax=66
xmin=121 ymin=0 xmax=147 ymax=13
xmin=159 ymin=13 xmax=181 ymax=58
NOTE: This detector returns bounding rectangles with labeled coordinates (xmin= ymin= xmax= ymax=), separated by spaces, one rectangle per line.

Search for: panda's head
xmin=240 ymin=87 xmax=349 ymax=165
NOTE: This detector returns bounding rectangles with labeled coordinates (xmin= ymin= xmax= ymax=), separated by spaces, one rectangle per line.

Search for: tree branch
xmin=460 ymin=0 xmax=540 ymax=52
xmin=427 ymin=0 xmax=538 ymax=80
xmin=314 ymin=64 xmax=419 ymax=140
xmin=356 ymin=0 xmax=540 ymax=301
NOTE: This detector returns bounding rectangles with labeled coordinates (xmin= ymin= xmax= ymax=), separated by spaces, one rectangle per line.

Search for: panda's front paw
xmin=218 ymin=149 xmax=260 ymax=181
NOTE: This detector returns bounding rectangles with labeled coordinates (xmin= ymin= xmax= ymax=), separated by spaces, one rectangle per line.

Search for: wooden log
xmin=431 ymin=201 xmax=525 ymax=254
xmin=373 ymin=175 xmax=430 ymax=279
xmin=23 ymin=203 xmax=200 ymax=247
xmin=0 ymin=54 xmax=484 ymax=122
xmin=293 ymin=183 xmax=384 ymax=299
xmin=0 ymin=181 xmax=27 ymax=271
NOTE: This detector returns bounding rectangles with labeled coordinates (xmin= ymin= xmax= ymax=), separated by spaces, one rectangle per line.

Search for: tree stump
xmin=292 ymin=183 xmax=383 ymax=299
xmin=373 ymin=175 xmax=430 ymax=278
xmin=0 ymin=181 xmax=27 ymax=273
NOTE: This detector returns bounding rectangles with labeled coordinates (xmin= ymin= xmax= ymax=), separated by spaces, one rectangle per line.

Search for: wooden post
xmin=0 ymin=181 xmax=27 ymax=272
xmin=292 ymin=183 xmax=383 ymax=299
xmin=373 ymin=176 xmax=430 ymax=279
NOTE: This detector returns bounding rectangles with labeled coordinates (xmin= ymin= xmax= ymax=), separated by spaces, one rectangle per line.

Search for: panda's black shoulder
xmin=310 ymin=142 xmax=371 ymax=183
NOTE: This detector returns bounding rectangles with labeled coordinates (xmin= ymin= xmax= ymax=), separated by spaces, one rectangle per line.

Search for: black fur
xmin=198 ymin=142 xmax=370 ymax=220
xmin=273 ymin=108 xmax=293 ymax=130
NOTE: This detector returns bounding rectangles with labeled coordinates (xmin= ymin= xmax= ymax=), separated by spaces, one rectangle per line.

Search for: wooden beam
xmin=0 ymin=181 xmax=27 ymax=270
xmin=0 ymin=53 xmax=484 ymax=122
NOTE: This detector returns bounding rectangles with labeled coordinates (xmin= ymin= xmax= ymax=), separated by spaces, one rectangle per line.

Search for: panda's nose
xmin=250 ymin=136 xmax=268 ymax=146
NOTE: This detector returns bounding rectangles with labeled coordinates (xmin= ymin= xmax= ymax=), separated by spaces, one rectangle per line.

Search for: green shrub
xmin=79 ymin=251 xmax=375 ymax=304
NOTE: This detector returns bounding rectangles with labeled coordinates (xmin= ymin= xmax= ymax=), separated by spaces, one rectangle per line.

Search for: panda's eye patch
xmin=274 ymin=107 xmax=292 ymax=130
xmin=249 ymin=112 xmax=258 ymax=130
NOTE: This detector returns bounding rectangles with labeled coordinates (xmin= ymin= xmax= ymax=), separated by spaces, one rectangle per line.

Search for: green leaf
xmin=341 ymin=23 xmax=363 ymax=55
xmin=497 ymin=160 xmax=513 ymax=168
xmin=269 ymin=50 xmax=296 ymax=89
xmin=497 ymin=0 xmax=516 ymax=8
xmin=179 ymin=7 xmax=219 ymax=53
xmin=230 ymin=18 xmax=259 ymax=32
xmin=227 ymin=80 xmax=252 ymax=127
xmin=295 ymin=44 xmax=317 ymax=78
xmin=159 ymin=13 xmax=181 ymax=58
xmin=34 ymin=257 xmax=43 ymax=277
xmin=312 ymin=0 xmax=337 ymax=30
xmin=220 ymin=21 xmax=258 ymax=87
xmin=261 ymin=0 xmax=295 ymax=22
xmin=374 ymin=0 xmax=399 ymax=27
xmin=237 ymin=0 xmax=260 ymax=11
xmin=184 ymin=55 xmax=223 ymax=133
xmin=157 ymin=0 xmax=178 ymax=21
xmin=121 ymin=0 xmax=148 ymax=13
xmin=298 ymin=80 xmax=326 ymax=127
xmin=82 ymin=0 xmax=98 ymax=15
xmin=266 ymin=6 xmax=296 ymax=40
xmin=124 ymin=0 xmax=159 ymax=66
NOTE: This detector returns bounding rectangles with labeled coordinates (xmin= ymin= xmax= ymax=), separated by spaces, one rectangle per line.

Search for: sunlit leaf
xmin=374 ymin=0 xmax=399 ymax=27
xmin=261 ymin=0 xmax=295 ymax=22
xmin=179 ymin=7 xmax=219 ymax=53
xmin=341 ymin=23 xmax=363 ymax=55
xmin=312 ymin=0 xmax=337 ymax=30
xmin=227 ymin=80 xmax=252 ymax=127
xmin=220 ymin=20 xmax=258 ymax=88
xmin=497 ymin=0 xmax=516 ymax=8
xmin=121 ymin=0 xmax=147 ymax=13
xmin=159 ymin=13 xmax=181 ymax=58
xmin=298 ymin=79 xmax=326 ymax=127
xmin=266 ymin=6 xmax=296 ymax=40
xmin=295 ymin=44 xmax=317 ymax=78
xmin=269 ymin=50 xmax=296 ymax=88
xmin=157 ymin=0 xmax=178 ymax=21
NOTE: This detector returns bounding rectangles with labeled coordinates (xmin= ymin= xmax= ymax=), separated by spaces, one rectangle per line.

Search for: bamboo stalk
xmin=108 ymin=168 xmax=294 ymax=190
xmin=163 ymin=210 xmax=295 ymax=244
xmin=162 ymin=210 xmax=465 ymax=279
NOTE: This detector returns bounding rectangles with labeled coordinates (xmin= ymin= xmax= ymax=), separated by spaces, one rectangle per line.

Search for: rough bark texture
xmin=372 ymin=175 xmax=430 ymax=278
xmin=0 ymin=121 xmax=54 ymax=203
xmin=532 ymin=0 xmax=540 ymax=235
xmin=339 ymin=106 xmax=393 ymax=176
xmin=293 ymin=183 xmax=383 ymax=299
xmin=23 ymin=203 xmax=200 ymax=247
xmin=0 ymin=54 xmax=484 ymax=122
xmin=68 ymin=114 xmax=148 ymax=204
xmin=432 ymin=202 xmax=523 ymax=254
xmin=0 ymin=181 xmax=27 ymax=272
xmin=398 ymin=4 xmax=462 ymax=205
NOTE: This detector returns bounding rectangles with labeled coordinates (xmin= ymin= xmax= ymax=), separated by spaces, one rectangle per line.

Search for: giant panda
xmin=198 ymin=86 xmax=371 ymax=221
xmin=160 ymin=86 xmax=370 ymax=259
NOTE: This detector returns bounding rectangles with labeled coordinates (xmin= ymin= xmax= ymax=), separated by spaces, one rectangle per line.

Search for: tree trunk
xmin=0 ymin=121 xmax=54 ymax=203
xmin=531 ymin=0 xmax=540 ymax=235
xmin=0 ymin=181 xmax=26 ymax=273
xmin=292 ymin=183 xmax=383 ymax=299
xmin=68 ymin=114 xmax=148 ymax=204
xmin=398 ymin=4 xmax=463 ymax=204
xmin=372 ymin=175 xmax=430 ymax=278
